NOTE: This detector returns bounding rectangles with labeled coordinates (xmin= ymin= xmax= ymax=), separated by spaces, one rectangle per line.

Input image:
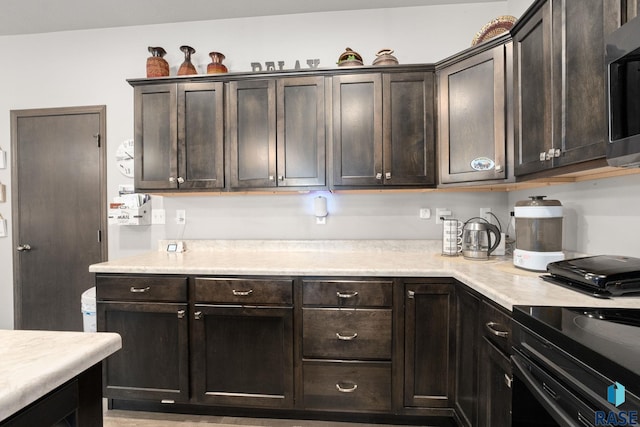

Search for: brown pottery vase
xmin=178 ymin=45 xmax=197 ymax=76
xmin=207 ymin=51 xmax=228 ymax=74
xmin=146 ymin=46 xmax=169 ymax=77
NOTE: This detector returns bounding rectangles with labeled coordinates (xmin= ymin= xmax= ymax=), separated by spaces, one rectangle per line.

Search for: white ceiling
xmin=0 ymin=0 xmax=501 ymax=36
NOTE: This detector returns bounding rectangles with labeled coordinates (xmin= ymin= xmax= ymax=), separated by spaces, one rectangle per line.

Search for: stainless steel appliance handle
xmin=511 ymin=354 xmax=576 ymax=426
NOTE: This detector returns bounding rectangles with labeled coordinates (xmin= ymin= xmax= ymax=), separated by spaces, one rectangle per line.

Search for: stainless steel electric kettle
xmin=461 ymin=219 xmax=501 ymax=260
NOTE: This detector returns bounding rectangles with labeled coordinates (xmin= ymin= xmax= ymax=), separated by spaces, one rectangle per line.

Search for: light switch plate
xmin=0 ymin=183 xmax=5 ymax=202
xmin=0 ymin=150 xmax=6 ymax=169
xmin=0 ymin=218 xmax=7 ymax=237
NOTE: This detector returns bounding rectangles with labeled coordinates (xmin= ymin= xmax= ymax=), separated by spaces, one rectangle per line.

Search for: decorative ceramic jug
xmin=207 ymin=52 xmax=228 ymax=74
xmin=178 ymin=45 xmax=197 ymax=76
xmin=146 ymin=46 xmax=169 ymax=77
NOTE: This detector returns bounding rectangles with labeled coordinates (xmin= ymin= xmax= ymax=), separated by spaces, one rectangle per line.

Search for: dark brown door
xmin=11 ymin=106 xmax=107 ymax=330
xmin=455 ymin=288 xmax=480 ymax=427
xmin=513 ymin=0 xmax=552 ymax=176
xmin=383 ymin=72 xmax=436 ymax=186
xmin=477 ymin=337 xmax=512 ymax=427
xmin=332 ymin=74 xmax=383 ymax=186
xmin=439 ymin=45 xmax=508 ymax=184
xmin=404 ymin=281 xmax=456 ymax=408
xmin=228 ymin=79 xmax=277 ymax=189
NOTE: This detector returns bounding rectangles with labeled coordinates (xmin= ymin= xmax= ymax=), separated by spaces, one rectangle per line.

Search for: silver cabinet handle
xmin=130 ymin=286 xmax=150 ymax=293
xmin=278 ymin=175 xmax=284 ymax=181
xmin=169 ymin=176 xmax=175 ymax=182
xmin=177 ymin=177 xmax=185 ymax=184
xmin=553 ymin=148 xmax=561 ymax=157
xmin=504 ymin=373 xmax=513 ymax=388
xmin=407 ymin=290 xmax=415 ymax=299
xmin=177 ymin=310 xmax=185 ymax=319
xmin=336 ymin=332 xmax=358 ymax=341
xmin=16 ymin=244 xmax=32 ymax=252
xmin=336 ymin=382 xmax=358 ymax=393
xmin=375 ymin=172 xmax=382 ymax=180
xmin=194 ymin=311 xmax=203 ymax=320
xmin=269 ymin=175 xmax=275 ymax=181
xmin=385 ymin=172 xmax=391 ymax=179
xmin=336 ymin=291 xmax=358 ymax=299
xmin=232 ymin=289 xmax=253 ymax=296
xmin=539 ymin=152 xmax=546 ymax=161
xmin=495 ymin=164 xmax=503 ymax=172
xmin=485 ymin=322 xmax=509 ymax=338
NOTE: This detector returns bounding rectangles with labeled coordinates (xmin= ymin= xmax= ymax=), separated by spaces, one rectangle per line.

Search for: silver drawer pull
xmin=194 ymin=311 xmax=203 ymax=320
xmin=336 ymin=382 xmax=358 ymax=393
xmin=504 ymin=373 xmax=513 ymax=388
xmin=336 ymin=291 xmax=358 ymax=299
xmin=232 ymin=289 xmax=253 ymax=296
xmin=485 ymin=322 xmax=509 ymax=338
xmin=130 ymin=286 xmax=150 ymax=293
xmin=336 ymin=332 xmax=358 ymax=341
xmin=177 ymin=310 xmax=185 ymax=319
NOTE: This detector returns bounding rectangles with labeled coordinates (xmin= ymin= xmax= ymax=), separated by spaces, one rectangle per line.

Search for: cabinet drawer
xmin=96 ymin=275 xmax=187 ymax=302
xmin=303 ymin=361 xmax=392 ymax=412
xmin=302 ymin=280 xmax=392 ymax=307
xmin=303 ymin=308 xmax=392 ymax=359
xmin=194 ymin=278 xmax=293 ymax=304
xmin=480 ymin=300 xmax=512 ymax=355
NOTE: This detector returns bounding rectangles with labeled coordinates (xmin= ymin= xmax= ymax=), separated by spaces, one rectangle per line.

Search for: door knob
xmin=17 ymin=244 xmax=32 ymax=252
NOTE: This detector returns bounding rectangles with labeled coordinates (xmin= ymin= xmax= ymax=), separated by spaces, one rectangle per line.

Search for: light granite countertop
xmin=0 ymin=329 xmax=122 ymax=422
xmin=90 ymin=240 xmax=640 ymax=311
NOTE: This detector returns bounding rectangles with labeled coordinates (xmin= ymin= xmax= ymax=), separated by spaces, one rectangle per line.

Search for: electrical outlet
xmin=176 ymin=209 xmax=186 ymax=224
xmin=151 ymin=209 xmax=165 ymax=225
xmin=419 ymin=208 xmax=431 ymax=219
xmin=435 ymin=208 xmax=452 ymax=224
xmin=480 ymin=208 xmax=492 ymax=221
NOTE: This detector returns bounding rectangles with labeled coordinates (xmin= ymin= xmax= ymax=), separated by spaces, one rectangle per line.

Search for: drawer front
xmin=302 ymin=280 xmax=392 ymax=307
xmin=303 ymin=308 xmax=392 ymax=359
xmin=481 ymin=300 xmax=512 ymax=354
xmin=303 ymin=361 xmax=392 ymax=412
xmin=96 ymin=275 xmax=187 ymax=302
xmin=194 ymin=278 xmax=293 ymax=304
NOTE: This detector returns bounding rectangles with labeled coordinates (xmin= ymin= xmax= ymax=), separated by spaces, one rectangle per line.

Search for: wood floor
xmin=103 ymin=408 xmax=425 ymax=427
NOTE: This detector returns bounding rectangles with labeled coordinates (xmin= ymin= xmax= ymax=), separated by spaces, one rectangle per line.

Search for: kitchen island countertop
xmin=89 ymin=240 xmax=640 ymax=311
xmin=0 ymin=329 xmax=121 ymax=422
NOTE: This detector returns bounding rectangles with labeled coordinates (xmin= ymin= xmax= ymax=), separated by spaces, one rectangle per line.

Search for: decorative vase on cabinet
xmin=178 ymin=45 xmax=197 ymax=75
xmin=146 ymin=46 xmax=169 ymax=78
xmin=207 ymin=52 xmax=228 ymax=74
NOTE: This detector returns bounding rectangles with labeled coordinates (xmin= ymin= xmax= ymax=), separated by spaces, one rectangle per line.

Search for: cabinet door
xmin=513 ymin=0 xmax=553 ymax=176
xmin=383 ymin=72 xmax=436 ymax=186
xmin=404 ymin=282 xmax=455 ymax=408
xmin=454 ymin=288 xmax=480 ymax=427
xmin=177 ymin=82 xmax=225 ymax=189
xmin=228 ymin=80 xmax=277 ymax=188
xmin=439 ymin=46 xmax=507 ymax=184
xmin=332 ymin=74 xmax=383 ymax=186
xmin=98 ymin=301 xmax=189 ymax=402
xmin=477 ymin=338 xmax=512 ymax=427
xmin=191 ymin=304 xmax=294 ymax=408
xmin=134 ymin=84 xmax=178 ymax=190
xmin=277 ymin=76 xmax=326 ymax=187
xmin=552 ymin=0 xmax=620 ymax=167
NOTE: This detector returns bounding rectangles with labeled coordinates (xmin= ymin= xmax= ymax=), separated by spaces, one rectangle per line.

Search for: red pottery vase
xmin=146 ymin=46 xmax=169 ymax=78
xmin=178 ymin=45 xmax=197 ymax=76
xmin=207 ymin=51 xmax=228 ymax=74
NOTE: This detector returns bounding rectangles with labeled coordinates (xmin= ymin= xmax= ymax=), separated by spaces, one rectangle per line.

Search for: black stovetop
xmin=513 ymin=305 xmax=640 ymax=396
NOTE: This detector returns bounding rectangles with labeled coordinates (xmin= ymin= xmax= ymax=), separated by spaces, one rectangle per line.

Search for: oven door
xmin=511 ymin=350 xmax=597 ymax=427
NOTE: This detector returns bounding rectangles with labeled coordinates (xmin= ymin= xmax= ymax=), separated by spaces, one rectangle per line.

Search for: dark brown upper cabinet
xmin=332 ymin=71 xmax=436 ymax=188
xmin=437 ymin=39 xmax=512 ymax=185
xmin=512 ymin=0 xmax=622 ymax=177
xmin=228 ymin=76 xmax=326 ymax=190
xmin=133 ymin=82 xmax=224 ymax=191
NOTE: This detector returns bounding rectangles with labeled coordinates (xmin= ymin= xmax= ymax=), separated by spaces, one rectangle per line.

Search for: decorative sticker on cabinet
xmin=470 ymin=157 xmax=495 ymax=171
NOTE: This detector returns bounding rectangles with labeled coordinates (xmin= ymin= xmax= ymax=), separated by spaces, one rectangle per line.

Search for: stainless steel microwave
xmin=606 ymin=15 xmax=640 ymax=167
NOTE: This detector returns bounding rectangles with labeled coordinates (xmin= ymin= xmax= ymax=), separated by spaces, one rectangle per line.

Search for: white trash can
xmin=81 ymin=287 xmax=97 ymax=332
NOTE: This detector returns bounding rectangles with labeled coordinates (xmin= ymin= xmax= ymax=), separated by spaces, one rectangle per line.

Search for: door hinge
xmin=93 ymin=133 xmax=101 ymax=147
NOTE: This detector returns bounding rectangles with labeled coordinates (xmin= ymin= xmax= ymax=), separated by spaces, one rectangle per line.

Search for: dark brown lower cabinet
xmin=403 ymin=281 xmax=456 ymax=409
xmin=477 ymin=338 xmax=512 ymax=427
xmin=98 ymin=301 xmax=189 ymax=403
xmin=191 ymin=304 xmax=294 ymax=409
xmin=454 ymin=287 xmax=480 ymax=426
